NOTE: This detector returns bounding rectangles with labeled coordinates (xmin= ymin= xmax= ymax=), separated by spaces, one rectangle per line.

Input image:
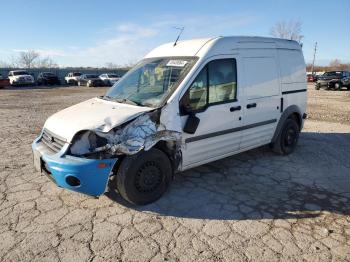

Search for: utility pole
xmin=311 ymin=42 xmax=317 ymax=75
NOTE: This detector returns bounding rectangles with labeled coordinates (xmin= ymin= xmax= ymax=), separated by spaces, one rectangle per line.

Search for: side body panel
xmin=278 ymin=49 xmax=307 ymax=125
xmin=239 ymin=47 xmax=281 ymax=149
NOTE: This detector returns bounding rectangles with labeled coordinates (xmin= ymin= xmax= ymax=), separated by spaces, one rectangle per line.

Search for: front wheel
xmin=111 ymin=148 xmax=172 ymax=205
xmin=315 ymin=83 xmax=320 ymax=90
xmin=334 ymin=82 xmax=342 ymax=90
xmin=271 ymin=119 xmax=300 ymax=155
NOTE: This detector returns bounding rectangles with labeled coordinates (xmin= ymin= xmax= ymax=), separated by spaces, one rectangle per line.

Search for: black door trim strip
xmin=282 ymin=89 xmax=307 ymax=95
xmin=185 ymin=119 xmax=277 ymax=143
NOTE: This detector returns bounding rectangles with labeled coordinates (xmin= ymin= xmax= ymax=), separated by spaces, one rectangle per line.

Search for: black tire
xmin=315 ymin=83 xmax=320 ymax=90
xmin=271 ymin=119 xmax=300 ymax=155
xmin=334 ymin=82 xmax=342 ymax=90
xmin=112 ymin=148 xmax=172 ymax=205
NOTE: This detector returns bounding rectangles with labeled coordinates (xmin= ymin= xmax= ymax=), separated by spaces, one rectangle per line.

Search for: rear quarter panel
xmin=278 ymin=49 xmax=307 ymax=116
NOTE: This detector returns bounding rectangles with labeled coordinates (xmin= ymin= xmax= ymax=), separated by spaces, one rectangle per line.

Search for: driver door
xmin=180 ymin=57 xmax=243 ymax=169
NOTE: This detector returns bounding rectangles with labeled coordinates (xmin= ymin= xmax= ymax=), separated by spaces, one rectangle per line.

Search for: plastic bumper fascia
xmin=32 ymin=136 xmax=118 ymax=197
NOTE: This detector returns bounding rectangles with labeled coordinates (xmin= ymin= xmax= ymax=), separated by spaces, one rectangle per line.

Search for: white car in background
xmin=99 ymin=73 xmax=120 ymax=86
xmin=64 ymin=72 xmax=82 ymax=85
xmin=8 ymin=70 xmax=35 ymax=86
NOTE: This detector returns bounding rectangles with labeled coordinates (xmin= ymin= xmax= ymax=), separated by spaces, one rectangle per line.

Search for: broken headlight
xmin=69 ymin=131 xmax=108 ymax=158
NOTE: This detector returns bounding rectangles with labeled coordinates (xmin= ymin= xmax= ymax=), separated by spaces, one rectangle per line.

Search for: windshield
xmin=324 ymin=71 xmax=342 ymax=77
xmin=108 ymin=74 xmax=119 ymax=78
xmin=104 ymin=57 xmax=197 ymax=107
xmin=73 ymin=72 xmax=82 ymax=76
xmin=43 ymin=73 xmax=55 ymax=77
xmin=13 ymin=71 xmax=29 ymax=76
xmin=86 ymin=74 xmax=98 ymax=78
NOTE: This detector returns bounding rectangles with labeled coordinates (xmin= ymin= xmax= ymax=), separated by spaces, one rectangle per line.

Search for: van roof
xmin=145 ymin=36 xmax=302 ymax=59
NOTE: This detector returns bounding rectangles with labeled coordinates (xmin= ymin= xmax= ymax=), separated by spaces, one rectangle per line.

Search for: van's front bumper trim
xmin=32 ymin=138 xmax=118 ymax=197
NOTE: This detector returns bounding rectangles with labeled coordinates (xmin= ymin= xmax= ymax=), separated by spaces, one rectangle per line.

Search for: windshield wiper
xmin=102 ymin=96 xmax=143 ymax=106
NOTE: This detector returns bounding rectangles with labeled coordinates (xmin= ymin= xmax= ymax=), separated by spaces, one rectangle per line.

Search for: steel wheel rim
xmin=284 ymin=128 xmax=297 ymax=147
xmin=134 ymin=161 xmax=162 ymax=193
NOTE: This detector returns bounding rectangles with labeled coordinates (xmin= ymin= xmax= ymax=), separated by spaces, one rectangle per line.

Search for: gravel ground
xmin=307 ymin=84 xmax=350 ymax=124
xmin=0 ymin=84 xmax=349 ymax=261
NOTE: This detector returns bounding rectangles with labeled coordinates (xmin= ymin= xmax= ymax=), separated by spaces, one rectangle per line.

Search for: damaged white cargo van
xmin=32 ymin=36 xmax=307 ymax=205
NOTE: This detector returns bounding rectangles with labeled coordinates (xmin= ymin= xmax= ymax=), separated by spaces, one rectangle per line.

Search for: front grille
xmin=40 ymin=129 xmax=66 ymax=153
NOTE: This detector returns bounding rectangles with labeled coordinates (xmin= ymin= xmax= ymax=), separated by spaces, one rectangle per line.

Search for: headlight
xmin=70 ymin=131 xmax=108 ymax=157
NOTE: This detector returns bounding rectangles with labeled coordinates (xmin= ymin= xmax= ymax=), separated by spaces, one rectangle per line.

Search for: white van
xmin=32 ymin=36 xmax=307 ymax=205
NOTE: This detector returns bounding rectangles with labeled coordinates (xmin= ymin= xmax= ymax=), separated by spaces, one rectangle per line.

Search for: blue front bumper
xmin=32 ymin=137 xmax=118 ymax=197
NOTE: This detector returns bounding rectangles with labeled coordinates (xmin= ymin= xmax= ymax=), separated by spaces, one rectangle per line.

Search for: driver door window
xmin=181 ymin=58 xmax=237 ymax=113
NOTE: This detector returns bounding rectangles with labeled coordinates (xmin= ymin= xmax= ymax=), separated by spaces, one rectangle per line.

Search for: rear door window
xmin=243 ymin=57 xmax=279 ymax=99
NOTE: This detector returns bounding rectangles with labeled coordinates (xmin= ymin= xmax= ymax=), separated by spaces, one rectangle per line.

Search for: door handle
xmin=230 ymin=106 xmax=241 ymax=112
xmin=246 ymin=103 xmax=257 ymax=109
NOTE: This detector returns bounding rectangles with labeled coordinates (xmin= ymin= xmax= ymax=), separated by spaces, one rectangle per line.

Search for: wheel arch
xmin=111 ymin=139 xmax=179 ymax=177
xmin=152 ymin=140 xmax=180 ymax=175
xmin=271 ymin=105 xmax=302 ymax=144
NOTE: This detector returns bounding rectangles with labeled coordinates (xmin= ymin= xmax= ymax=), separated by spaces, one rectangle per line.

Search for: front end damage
xmin=32 ymin=110 xmax=182 ymax=197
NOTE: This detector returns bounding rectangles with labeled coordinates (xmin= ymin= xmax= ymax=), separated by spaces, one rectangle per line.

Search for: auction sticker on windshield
xmin=166 ymin=60 xmax=188 ymax=67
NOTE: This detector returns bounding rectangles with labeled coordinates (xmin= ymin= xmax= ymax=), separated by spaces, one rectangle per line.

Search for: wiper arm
xmin=101 ymin=95 xmax=113 ymax=101
xmin=115 ymin=98 xmax=139 ymax=106
xmin=103 ymin=96 xmax=142 ymax=106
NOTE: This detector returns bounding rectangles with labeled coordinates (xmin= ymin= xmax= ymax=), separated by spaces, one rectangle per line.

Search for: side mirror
xmin=183 ymin=114 xmax=200 ymax=134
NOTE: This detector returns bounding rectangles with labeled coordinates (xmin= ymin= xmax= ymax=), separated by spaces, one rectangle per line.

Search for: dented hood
xmin=44 ymin=97 xmax=153 ymax=142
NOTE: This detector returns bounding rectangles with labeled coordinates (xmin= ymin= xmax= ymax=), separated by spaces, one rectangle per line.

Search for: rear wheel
xmin=111 ymin=148 xmax=172 ymax=205
xmin=315 ymin=83 xmax=320 ymax=90
xmin=271 ymin=119 xmax=300 ymax=155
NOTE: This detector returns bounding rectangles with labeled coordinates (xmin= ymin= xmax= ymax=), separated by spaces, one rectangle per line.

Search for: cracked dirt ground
xmin=0 ymin=84 xmax=349 ymax=261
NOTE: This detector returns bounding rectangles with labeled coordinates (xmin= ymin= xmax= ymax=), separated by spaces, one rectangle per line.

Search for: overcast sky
xmin=0 ymin=0 xmax=349 ymax=67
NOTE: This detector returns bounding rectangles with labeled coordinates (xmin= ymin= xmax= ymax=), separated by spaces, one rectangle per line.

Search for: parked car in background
xmin=0 ymin=73 xmax=10 ymax=88
xmin=78 ymin=74 xmax=105 ymax=87
xmin=64 ymin=72 xmax=82 ymax=85
xmin=99 ymin=73 xmax=120 ymax=86
xmin=315 ymin=71 xmax=350 ymax=90
xmin=307 ymin=74 xmax=317 ymax=82
xmin=37 ymin=72 xmax=60 ymax=86
xmin=8 ymin=70 xmax=35 ymax=86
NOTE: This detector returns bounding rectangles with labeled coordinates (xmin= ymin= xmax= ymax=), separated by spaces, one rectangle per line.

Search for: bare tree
xmin=270 ymin=20 xmax=303 ymax=43
xmin=306 ymin=60 xmax=350 ymax=72
xmin=8 ymin=55 xmax=20 ymax=68
xmin=0 ymin=60 xmax=10 ymax=68
xmin=105 ymin=62 xmax=119 ymax=69
xmin=18 ymin=50 xmax=40 ymax=68
xmin=329 ymin=59 xmax=342 ymax=70
xmin=36 ymin=57 xmax=58 ymax=68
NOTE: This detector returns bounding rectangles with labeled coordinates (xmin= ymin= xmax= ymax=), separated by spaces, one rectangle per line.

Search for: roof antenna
xmin=173 ymin=26 xmax=184 ymax=46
